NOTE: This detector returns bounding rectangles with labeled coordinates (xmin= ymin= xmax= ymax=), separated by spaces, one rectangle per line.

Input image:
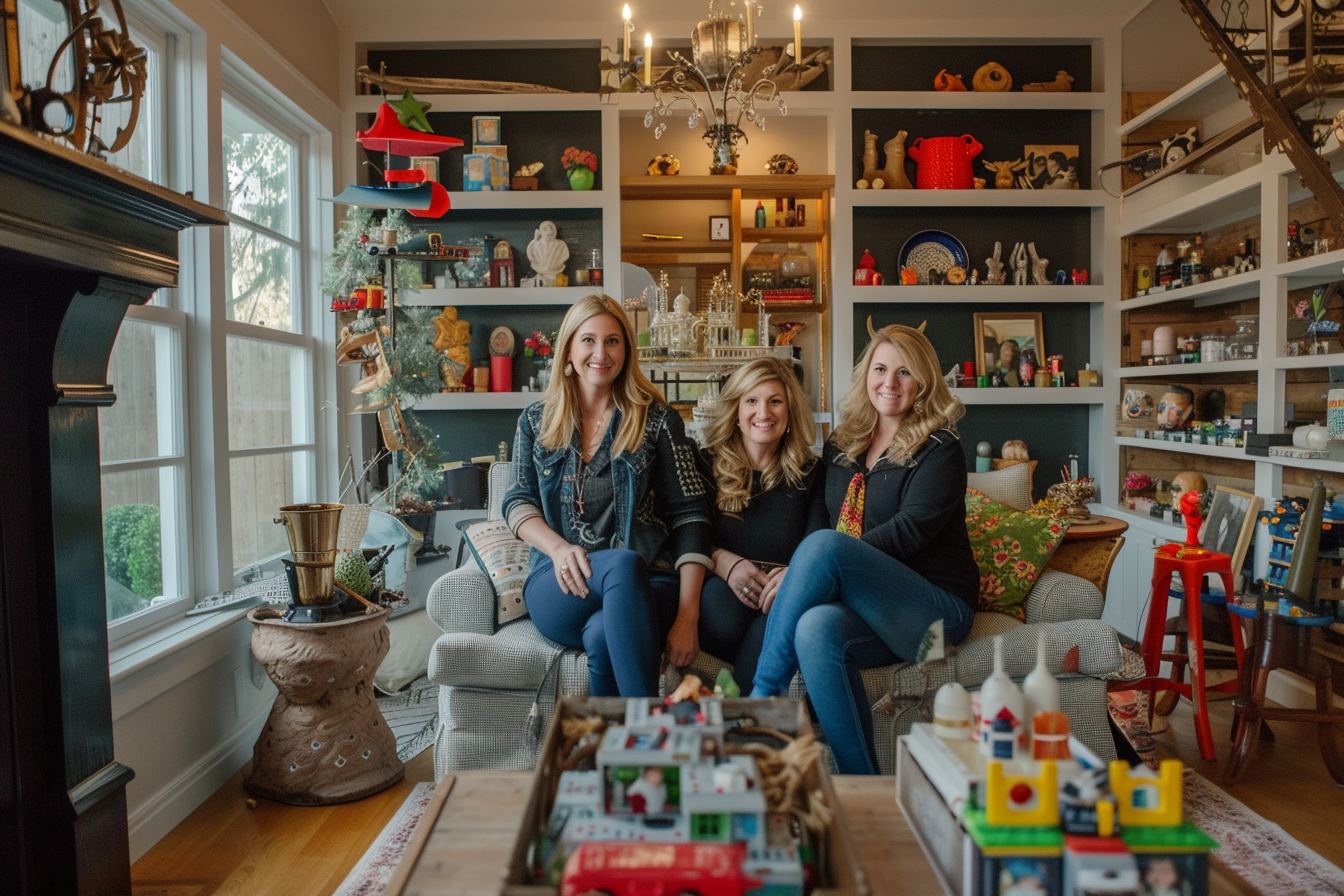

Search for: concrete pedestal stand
xmin=245 ymin=605 xmax=404 ymax=805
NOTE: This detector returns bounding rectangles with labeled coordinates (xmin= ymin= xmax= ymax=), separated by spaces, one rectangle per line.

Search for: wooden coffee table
xmin=383 ymin=770 xmax=1256 ymax=895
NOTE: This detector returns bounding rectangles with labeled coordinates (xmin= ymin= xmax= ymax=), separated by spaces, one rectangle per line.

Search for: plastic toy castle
xmin=545 ymin=697 xmax=806 ymax=895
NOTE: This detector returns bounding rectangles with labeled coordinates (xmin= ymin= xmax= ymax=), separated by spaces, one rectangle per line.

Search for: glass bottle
xmin=754 ymin=201 xmax=766 ymax=228
xmin=1288 ymin=221 xmax=1305 ymax=261
xmin=497 ymin=440 xmax=509 ymax=463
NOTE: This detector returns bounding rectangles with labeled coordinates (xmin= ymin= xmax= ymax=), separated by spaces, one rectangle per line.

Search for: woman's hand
xmin=665 ymin=614 xmax=700 ymax=669
xmin=548 ymin=543 xmax=592 ymax=598
xmin=756 ymin=566 xmax=789 ymax=615
xmin=725 ymin=559 xmax=770 ymax=610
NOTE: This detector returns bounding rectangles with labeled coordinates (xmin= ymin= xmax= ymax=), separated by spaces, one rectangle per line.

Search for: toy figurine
xmin=1010 ymin=241 xmax=1029 ymax=286
xmin=982 ymin=158 xmax=1026 ymax=189
xmin=985 ymin=241 xmax=1007 ymax=284
xmin=934 ymin=68 xmax=968 ymax=91
xmin=1180 ymin=489 xmax=1203 ymax=545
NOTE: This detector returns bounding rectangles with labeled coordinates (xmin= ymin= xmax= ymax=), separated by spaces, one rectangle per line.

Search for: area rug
xmin=1184 ymin=771 xmax=1344 ymax=896
xmin=376 ymin=675 xmax=438 ymax=763
xmin=331 ymin=781 xmax=436 ymax=896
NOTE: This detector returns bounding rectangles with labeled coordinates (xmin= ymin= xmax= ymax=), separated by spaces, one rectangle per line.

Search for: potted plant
xmin=562 ymin=146 xmax=598 ymax=191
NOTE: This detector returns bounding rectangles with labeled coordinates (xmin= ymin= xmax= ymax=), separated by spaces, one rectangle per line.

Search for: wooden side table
xmin=1046 ymin=515 xmax=1129 ymax=597
xmin=245 ymin=606 xmax=404 ymax=805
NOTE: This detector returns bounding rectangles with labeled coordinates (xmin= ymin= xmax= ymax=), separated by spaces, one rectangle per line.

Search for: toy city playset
xmin=513 ymin=696 xmax=864 ymax=895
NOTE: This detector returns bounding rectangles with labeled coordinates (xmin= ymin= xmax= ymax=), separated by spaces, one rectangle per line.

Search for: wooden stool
xmin=1224 ymin=558 xmax=1344 ymax=785
xmin=1140 ymin=544 xmax=1246 ymax=762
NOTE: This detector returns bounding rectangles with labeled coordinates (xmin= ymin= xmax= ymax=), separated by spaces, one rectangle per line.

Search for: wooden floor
xmin=130 ymin=699 xmax=1344 ymax=896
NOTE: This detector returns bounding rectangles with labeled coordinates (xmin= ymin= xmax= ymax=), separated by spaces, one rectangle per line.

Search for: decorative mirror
xmin=1 ymin=0 xmax=145 ymax=156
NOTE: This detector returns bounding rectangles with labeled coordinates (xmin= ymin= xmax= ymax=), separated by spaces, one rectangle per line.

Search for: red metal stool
xmin=1140 ymin=544 xmax=1246 ymax=761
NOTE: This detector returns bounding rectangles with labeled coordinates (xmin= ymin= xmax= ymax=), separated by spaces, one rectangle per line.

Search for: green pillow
xmin=965 ymin=489 xmax=1069 ymax=621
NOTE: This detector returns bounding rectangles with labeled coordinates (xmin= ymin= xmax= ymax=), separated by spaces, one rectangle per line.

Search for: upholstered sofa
xmin=426 ymin=461 xmax=1127 ymax=779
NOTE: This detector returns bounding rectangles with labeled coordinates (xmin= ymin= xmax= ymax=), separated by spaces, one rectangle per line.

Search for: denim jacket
xmin=503 ymin=400 xmax=713 ymax=571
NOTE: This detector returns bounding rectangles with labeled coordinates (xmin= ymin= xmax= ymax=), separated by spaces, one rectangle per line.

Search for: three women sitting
xmin=504 ymin=295 xmax=978 ymax=774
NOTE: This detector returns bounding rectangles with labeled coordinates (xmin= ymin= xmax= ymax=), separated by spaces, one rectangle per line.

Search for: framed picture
xmin=709 ymin=215 xmax=731 ymax=241
xmin=472 ymin=115 xmax=501 ymax=146
xmin=1199 ymin=485 xmax=1263 ymax=573
xmin=1021 ymin=144 xmax=1080 ymax=189
xmin=974 ymin=312 xmax=1044 ymax=385
xmin=409 ymin=156 xmax=439 ymax=183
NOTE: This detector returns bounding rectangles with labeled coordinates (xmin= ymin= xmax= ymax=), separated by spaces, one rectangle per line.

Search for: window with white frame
xmin=98 ymin=12 xmax=188 ymax=630
xmin=222 ymin=90 xmax=317 ymax=584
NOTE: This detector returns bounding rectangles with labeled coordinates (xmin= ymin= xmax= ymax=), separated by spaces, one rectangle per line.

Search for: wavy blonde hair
xmin=538 ymin=294 xmax=665 ymax=457
xmin=701 ymin=357 xmax=816 ymax=513
xmin=832 ymin=323 xmax=964 ymax=465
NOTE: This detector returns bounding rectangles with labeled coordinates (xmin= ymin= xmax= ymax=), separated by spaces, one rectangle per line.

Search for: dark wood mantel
xmin=0 ymin=119 xmax=226 ymax=896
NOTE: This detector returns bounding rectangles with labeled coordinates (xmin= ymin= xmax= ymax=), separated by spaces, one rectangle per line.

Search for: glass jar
xmin=1199 ymin=333 xmax=1226 ymax=363
xmin=742 ymin=251 xmax=779 ymax=291
xmin=1228 ymin=314 xmax=1259 ymax=359
xmin=777 ymin=243 xmax=814 ymax=289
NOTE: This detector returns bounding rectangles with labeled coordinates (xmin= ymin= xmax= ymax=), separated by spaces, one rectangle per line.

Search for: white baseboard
xmin=125 ymin=710 xmax=266 ymax=862
xmin=1266 ymin=668 xmax=1344 ymax=710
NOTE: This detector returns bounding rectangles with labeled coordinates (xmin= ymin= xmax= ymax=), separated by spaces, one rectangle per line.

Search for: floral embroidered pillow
xmin=965 ymin=490 xmax=1068 ymax=620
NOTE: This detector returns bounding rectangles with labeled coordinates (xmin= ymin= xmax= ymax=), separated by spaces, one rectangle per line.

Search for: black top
xmin=818 ymin=430 xmax=979 ymax=608
xmin=704 ymin=456 xmax=829 ymax=566
xmin=572 ymin=441 xmax=616 ymax=551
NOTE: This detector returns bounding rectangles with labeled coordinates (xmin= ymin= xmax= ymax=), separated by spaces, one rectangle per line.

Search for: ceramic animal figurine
xmin=1029 ymin=243 xmax=1050 ymax=286
xmin=1009 ymin=241 xmax=1028 ymax=286
xmin=972 ymin=61 xmax=1012 ymax=92
xmin=982 ymin=158 xmax=1026 ymax=189
xmin=985 ymin=241 xmax=1006 ymax=285
xmin=934 ymin=69 xmax=967 ymax=91
xmin=857 ymin=129 xmax=882 ymax=189
xmin=1022 ymin=70 xmax=1074 ymax=92
xmin=880 ymin=131 xmax=913 ymax=189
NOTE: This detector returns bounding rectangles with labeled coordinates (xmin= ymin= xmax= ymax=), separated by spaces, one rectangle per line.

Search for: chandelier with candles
xmin=621 ymin=2 xmax=804 ymax=175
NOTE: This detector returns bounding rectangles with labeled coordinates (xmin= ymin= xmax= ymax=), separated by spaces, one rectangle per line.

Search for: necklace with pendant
xmin=575 ymin=405 xmax=612 ymax=515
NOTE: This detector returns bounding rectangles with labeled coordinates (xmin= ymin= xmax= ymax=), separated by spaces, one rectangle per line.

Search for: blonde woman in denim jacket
xmin=503 ymin=295 xmax=713 ymax=696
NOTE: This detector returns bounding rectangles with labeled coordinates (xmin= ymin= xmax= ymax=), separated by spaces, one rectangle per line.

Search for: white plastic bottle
xmin=979 ymin=635 xmax=1025 ymax=757
xmin=1023 ymin=631 xmax=1061 ymax=726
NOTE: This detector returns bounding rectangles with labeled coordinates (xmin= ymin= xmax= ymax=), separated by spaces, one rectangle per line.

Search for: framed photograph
xmin=1021 ymin=144 xmax=1080 ymax=189
xmin=409 ymin=156 xmax=439 ymax=183
xmin=1199 ymin=485 xmax=1263 ymax=574
xmin=974 ymin=312 xmax=1044 ymax=385
xmin=709 ymin=215 xmax=732 ymax=241
xmin=472 ymin=115 xmax=502 ymax=146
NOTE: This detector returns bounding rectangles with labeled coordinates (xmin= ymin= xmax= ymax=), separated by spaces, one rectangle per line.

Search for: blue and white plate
xmin=898 ymin=230 xmax=969 ymax=284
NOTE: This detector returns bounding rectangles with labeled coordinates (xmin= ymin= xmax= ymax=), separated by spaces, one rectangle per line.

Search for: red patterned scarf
xmin=836 ymin=471 xmax=865 ymax=537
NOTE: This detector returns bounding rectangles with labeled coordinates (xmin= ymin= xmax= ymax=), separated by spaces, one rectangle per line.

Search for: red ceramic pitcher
xmin=907 ymin=134 xmax=983 ymax=189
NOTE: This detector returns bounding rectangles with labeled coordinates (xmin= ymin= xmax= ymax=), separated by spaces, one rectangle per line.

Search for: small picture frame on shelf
xmin=473 ymin=115 xmax=502 ymax=146
xmin=409 ymin=156 xmax=439 ymax=183
xmin=709 ymin=215 xmax=731 ymax=241
xmin=1021 ymin=144 xmax=1079 ymax=189
xmin=974 ymin=312 xmax=1044 ymax=384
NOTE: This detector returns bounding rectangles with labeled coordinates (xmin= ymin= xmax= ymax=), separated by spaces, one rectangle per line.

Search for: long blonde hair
xmin=832 ymin=324 xmax=964 ymax=465
xmin=702 ymin=357 xmax=816 ymax=513
xmin=538 ymin=294 xmax=665 ymax=457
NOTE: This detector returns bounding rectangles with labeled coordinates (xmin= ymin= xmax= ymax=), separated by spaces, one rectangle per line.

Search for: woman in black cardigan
xmin=748 ymin=324 xmax=979 ymax=774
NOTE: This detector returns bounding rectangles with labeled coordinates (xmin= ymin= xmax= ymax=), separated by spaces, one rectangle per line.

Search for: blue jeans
xmin=698 ymin=574 xmax=769 ymax=691
xmin=750 ymin=529 xmax=974 ymax=774
xmin=525 ymin=549 xmax=679 ymax=697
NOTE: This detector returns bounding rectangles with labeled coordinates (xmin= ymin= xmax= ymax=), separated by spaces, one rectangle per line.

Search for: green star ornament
xmin=390 ymin=90 xmax=433 ymax=133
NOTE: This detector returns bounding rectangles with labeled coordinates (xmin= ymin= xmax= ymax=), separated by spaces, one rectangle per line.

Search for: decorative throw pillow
xmin=462 ymin=519 xmax=532 ymax=629
xmin=965 ymin=490 xmax=1069 ymax=621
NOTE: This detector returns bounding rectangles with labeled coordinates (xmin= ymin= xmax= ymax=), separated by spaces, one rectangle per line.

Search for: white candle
xmin=623 ymin=5 xmax=632 ymax=62
xmin=644 ymin=33 xmax=652 ymax=86
xmin=793 ymin=5 xmax=803 ymax=64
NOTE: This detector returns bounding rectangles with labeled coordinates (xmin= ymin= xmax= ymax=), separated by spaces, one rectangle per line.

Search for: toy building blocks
xmin=549 ymin=698 xmax=806 ymax=896
xmin=901 ymin=720 xmax=1218 ymax=896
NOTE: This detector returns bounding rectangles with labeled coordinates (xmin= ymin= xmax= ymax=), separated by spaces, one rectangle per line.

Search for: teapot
xmin=907 ymin=134 xmax=983 ymax=189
